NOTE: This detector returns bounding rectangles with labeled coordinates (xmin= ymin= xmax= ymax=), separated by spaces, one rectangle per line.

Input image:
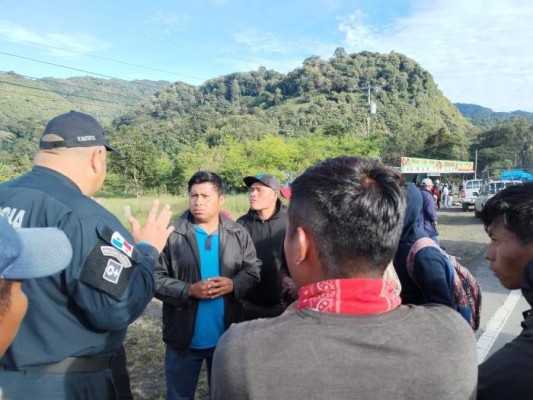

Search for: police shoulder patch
xmin=79 ymin=223 xmax=139 ymax=300
xmin=110 ymin=231 xmax=134 ymax=257
xmin=96 ymin=223 xmax=141 ymax=263
xmin=100 ymin=246 xmax=132 ymax=268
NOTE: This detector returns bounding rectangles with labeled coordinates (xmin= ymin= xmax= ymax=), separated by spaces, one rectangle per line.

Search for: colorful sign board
xmin=400 ymin=157 xmax=474 ymax=174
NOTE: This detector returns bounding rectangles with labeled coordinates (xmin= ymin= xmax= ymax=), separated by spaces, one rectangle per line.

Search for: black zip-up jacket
xmin=478 ymin=260 xmax=533 ymax=399
xmin=154 ymin=211 xmax=261 ymax=351
xmin=237 ymin=200 xmax=288 ymax=307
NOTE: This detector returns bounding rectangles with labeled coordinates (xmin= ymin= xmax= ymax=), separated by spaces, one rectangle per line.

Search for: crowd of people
xmin=428 ymin=179 xmax=458 ymax=209
xmin=0 ymin=110 xmax=532 ymax=399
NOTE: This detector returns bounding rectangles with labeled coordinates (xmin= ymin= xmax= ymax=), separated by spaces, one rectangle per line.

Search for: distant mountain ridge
xmin=0 ymin=71 xmax=169 ymax=154
xmin=0 ymin=71 xmax=169 ymax=123
xmin=454 ymin=103 xmax=533 ymax=128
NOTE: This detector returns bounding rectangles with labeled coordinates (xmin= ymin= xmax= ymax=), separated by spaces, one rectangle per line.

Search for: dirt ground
xmin=125 ymin=300 xmax=209 ymax=400
xmin=435 ymin=200 xmax=490 ymax=263
xmin=125 ymin=199 xmax=490 ymax=400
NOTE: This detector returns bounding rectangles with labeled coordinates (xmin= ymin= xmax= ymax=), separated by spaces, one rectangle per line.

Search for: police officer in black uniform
xmin=0 ymin=111 xmax=173 ymax=399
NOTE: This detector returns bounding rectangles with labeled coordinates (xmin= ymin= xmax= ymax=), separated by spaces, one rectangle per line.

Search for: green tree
xmin=173 ymin=142 xmax=224 ymax=193
xmin=219 ymin=138 xmax=254 ymax=191
xmin=229 ymin=79 xmax=241 ymax=102
xmin=474 ymin=117 xmax=533 ymax=174
xmin=424 ymin=127 xmax=460 ymax=159
xmin=106 ymin=126 xmax=162 ymax=196
xmin=508 ymin=117 xmax=533 ymax=168
xmin=0 ymin=152 xmax=32 ymax=182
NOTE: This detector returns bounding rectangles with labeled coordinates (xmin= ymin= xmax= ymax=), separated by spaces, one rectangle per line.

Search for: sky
xmin=1 ymin=0 xmax=532 ymax=112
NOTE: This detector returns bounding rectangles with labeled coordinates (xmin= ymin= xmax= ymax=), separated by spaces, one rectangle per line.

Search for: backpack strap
xmin=407 ymin=238 xmax=481 ymax=330
xmin=406 ymin=237 xmax=454 ymax=297
xmin=406 ymin=237 xmax=442 ymax=275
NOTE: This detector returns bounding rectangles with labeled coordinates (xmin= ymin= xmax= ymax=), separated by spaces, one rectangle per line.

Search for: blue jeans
xmin=165 ymin=345 xmax=215 ymax=400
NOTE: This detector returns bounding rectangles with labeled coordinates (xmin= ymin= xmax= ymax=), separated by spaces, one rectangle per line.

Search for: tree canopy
xmin=7 ymin=50 xmax=531 ymax=195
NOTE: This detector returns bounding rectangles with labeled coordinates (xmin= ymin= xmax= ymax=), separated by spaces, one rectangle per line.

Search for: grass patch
xmin=97 ymin=194 xmax=252 ymax=226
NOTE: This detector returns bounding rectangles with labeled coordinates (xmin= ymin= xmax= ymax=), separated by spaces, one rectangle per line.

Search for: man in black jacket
xmin=154 ymin=171 xmax=261 ymax=400
xmin=478 ymin=183 xmax=533 ymax=399
xmin=237 ymin=173 xmax=288 ymax=320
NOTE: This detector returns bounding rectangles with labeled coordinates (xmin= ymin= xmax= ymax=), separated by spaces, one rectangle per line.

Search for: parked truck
xmin=460 ymin=179 xmax=483 ymax=211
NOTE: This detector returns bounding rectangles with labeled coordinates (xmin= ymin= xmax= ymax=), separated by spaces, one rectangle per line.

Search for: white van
xmin=474 ymin=180 xmax=522 ymax=217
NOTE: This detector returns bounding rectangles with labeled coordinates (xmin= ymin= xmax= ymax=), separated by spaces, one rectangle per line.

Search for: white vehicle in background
xmin=474 ymin=180 xmax=522 ymax=218
xmin=460 ymin=179 xmax=483 ymax=211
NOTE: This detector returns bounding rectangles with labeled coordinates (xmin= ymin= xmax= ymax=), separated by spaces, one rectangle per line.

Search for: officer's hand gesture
xmin=129 ymin=201 xmax=173 ymax=253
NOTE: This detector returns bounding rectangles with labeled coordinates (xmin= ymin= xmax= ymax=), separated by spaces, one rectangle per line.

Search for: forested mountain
xmin=117 ymin=50 xmax=474 ymax=166
xmin=455 ymin=103 xmax=533 ymax=129
xmin=0 ymin=72 xmax=168 ymax=155
xmin=1 ymin=50 xmax=481 ymax=193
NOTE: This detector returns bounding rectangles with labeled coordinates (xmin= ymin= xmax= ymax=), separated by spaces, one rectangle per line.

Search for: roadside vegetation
xmin=99 ymin=194 xmax=252 ymax=227
xmin=3 ymin=51 xmax=533 ymax=194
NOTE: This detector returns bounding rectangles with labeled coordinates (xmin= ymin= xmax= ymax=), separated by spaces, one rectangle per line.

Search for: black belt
xmin=3 ymin=356 xmax=112 ymax=374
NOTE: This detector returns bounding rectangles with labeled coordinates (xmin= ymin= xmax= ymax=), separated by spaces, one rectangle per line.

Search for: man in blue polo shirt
xmin=190 ymin=224 xmax=224 ymax=350
xmin=154 ymin=171 xmax=261 ymax=400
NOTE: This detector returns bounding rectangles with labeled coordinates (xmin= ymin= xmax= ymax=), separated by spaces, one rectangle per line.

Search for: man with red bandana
xmin=211 ymin=156 xmax=477 ymax=400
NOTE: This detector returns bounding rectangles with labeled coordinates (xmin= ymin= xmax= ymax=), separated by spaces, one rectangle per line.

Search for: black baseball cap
xmin=39 ymin=111 xmax=118 ymax=153
xmin=243 ymin=173 xmax=281 ymax=192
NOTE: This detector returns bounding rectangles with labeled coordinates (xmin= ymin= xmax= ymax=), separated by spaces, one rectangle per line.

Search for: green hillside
xmin=0 ymin=71 xmax=168 ymax=154
xmin=116 ymin=50 xmax=474 ymax=166
xmin=454 ymin=103 xmax=533 ymax=130
xmin=1 ymin=50 xmax=481 ymax=193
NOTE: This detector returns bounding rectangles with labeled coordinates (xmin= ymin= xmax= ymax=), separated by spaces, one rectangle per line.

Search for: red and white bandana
xmin=297 ymin=278 xmax=401 ymax=315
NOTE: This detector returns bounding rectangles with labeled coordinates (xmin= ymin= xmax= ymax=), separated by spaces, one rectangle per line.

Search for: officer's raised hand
xmin=128 ymin=200 xmax=173 ymax=253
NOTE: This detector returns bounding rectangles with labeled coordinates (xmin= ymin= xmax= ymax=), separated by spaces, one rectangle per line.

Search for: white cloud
xmin=337 ymin=0 xmax=533 ymax=111
xmin=337 ymin=10 xmax=380 ymax=49
xmin=229 ymin=33 xmax=340 ymax=78
xmin=231 ymin=30 xmax=290 ymax=54
xmin=148 ymin=11 xmax=191 ymax=30
xmin=0 ymin=20 xmax=109 ymax=56
xmin=233 ymin=31 xmax=336 ymax=59
xmin=323 ymin=0 xmax=343 ymax=12
xmin=231 ymin=29 xmax=339 ymax=72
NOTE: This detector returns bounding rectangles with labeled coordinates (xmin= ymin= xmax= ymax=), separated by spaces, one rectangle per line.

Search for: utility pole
xmin=355 ymin=84 xmax=380 ymax=137
xmin=474 ymin=148 xmax=478 ymax=179
xmin=366 ymin=85 xmax=371 ymax=137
